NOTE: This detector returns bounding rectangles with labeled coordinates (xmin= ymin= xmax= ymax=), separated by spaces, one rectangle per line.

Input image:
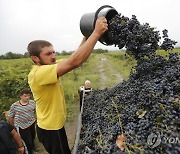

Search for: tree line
xmin=0 ymin=49 xmax=108 ymax=59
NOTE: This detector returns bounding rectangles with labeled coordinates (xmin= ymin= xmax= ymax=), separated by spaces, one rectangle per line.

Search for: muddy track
xmin=97 ymin=55 xmax=123 ymax=89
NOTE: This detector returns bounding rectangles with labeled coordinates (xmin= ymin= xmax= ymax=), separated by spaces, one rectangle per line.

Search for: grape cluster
xmin=161 ymin=29 xmax=177 ymax=51
xmin=107 ymin=14 xmax=177 ymax=60
xmin=76 ymin=13 xmax=179 ymax=154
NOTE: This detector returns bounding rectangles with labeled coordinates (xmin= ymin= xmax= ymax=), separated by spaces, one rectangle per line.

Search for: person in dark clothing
xmin=0 ymin=120 xmax=24 ymax=154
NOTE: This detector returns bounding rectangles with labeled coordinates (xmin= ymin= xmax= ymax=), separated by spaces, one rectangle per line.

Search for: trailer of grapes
xmin=72 ymin=8 xmax=179 ymax=154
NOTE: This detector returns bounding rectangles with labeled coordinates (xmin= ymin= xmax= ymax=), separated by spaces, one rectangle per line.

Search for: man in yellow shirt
xmin=27 ymin=17 xmax=108 ymax=154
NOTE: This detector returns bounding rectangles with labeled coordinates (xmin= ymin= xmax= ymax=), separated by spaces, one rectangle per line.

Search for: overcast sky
xmin=0 ymin=0 xmax=180 ymax=55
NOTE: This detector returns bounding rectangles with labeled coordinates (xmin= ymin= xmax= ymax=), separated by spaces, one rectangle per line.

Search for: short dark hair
xmin=27 ymin=40 xmax=52 ymax=57
xmin=20 ymin=90 xmax=30 ymax=96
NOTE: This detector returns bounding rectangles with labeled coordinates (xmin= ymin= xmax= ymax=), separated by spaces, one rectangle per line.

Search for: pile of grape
xmin=76 ymin=13 xmax=179 ymax=154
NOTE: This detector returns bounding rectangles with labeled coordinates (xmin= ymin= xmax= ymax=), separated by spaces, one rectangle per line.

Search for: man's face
xmin=20 ymin=94 xmax=30 ymax=102
xmin=38 ymin=46 xmax=56 ymax=65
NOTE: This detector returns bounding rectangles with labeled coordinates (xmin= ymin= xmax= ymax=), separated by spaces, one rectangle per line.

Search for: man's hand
xmin=93 ymin=17 xmax=108 ymax=37
xmin=18 ymin=146 xmax=25 ymax=154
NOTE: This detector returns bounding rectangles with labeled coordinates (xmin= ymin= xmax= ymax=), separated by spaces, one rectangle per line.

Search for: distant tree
xmin=0 ymin=55 xmax=5 ymax=59
xmin=61 ymin=50 xmax=68 ymax=55
xmin=93 ymin=49 xmax=108 ymax=54
xmin=6 ymin=52 xmax=24 ymax=59
xmin=56 ymin=51 xmax=61 ymax=56
xmin=60 ymin=50 xmax=72 ymax=55
xmin=0 ymin=52 xmax=24 ymax=59
xmin=23 ymin=52 xmax=30 ymax=58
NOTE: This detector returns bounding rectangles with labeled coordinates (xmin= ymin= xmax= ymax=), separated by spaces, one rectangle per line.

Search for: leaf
xmin=116 ymin=134 xmax=126 ymax=151
xmin=156 ymin=116 xmax=164 ymax=123
xmin=136 ymin=109 xmax=147 ymax=118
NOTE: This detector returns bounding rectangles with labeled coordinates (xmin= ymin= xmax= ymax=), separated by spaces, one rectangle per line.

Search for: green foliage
xmin=0 ymin=58 xmax=32 ymax=114
xmin=60 ymin=50 xmax=73 ymax=55
xmin=0 ymin=52 xmax=30 ymax=59
xmin=93 ymin=48 xmax=108 ymax=54
xmin=104 ymin=51 xmax=137 ymax=79
xmin=156 ymin=48 xmax=180 ymax=58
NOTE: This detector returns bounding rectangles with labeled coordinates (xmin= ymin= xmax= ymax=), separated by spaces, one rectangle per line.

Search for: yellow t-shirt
xmin=28 ymin=63 xmax=66 ymax=130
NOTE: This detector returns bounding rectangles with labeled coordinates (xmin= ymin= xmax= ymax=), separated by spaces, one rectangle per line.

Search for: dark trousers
xmin=19 ymin=122 xmax=36 ymax=154
xmin=36 ymin=125 xmax=71 ymax=154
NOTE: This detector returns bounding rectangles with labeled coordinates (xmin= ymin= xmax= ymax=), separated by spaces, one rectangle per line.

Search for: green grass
xmin=104 ymin=51 xmax=137 ymax=79
xmin=156 ymin=48 xmax=180 ymax=58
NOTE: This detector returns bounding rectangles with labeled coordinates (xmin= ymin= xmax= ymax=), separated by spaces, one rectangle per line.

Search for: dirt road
xmin=97 ymin=55 xmax=123 ymax=89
